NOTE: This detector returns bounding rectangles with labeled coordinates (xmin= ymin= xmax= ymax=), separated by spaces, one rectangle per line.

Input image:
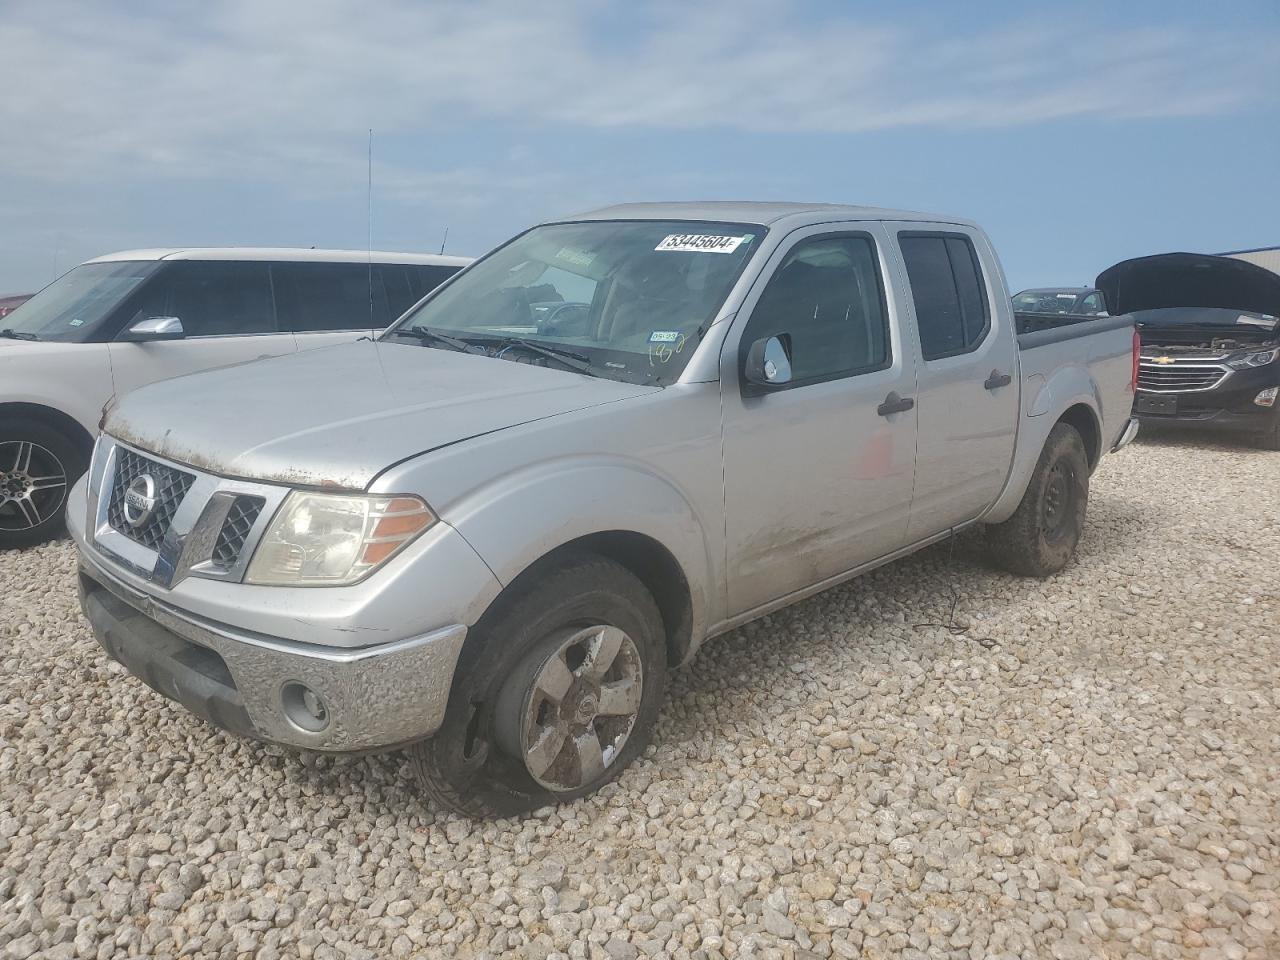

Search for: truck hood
xmin=105 ymin=340 xmax=659 ymax=489
xmin=1096 ymin=253 xmax=1280 ymax=318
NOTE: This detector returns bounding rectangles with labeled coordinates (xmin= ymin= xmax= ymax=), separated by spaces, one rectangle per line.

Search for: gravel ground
xmin=2 ymin=433 xmax=1278 ymax=960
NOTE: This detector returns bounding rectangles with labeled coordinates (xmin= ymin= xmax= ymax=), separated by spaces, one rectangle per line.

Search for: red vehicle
xmin=0 ymin=294 xmax=32 ymax=320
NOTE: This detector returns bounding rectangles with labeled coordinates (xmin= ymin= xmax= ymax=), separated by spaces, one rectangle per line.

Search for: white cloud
xmin=1 ymin=0 xmax=1274 ymax=190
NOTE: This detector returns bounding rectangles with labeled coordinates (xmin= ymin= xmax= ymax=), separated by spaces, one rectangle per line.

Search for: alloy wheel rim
xmin=517 ymin=624 xmax=644 ymax=792
xmin=0 ymin=441 xmax=68 ymax=532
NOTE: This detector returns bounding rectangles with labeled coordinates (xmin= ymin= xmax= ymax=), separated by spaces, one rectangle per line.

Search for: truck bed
xmin=1016 ymin=312 xmax=1133 ymax=349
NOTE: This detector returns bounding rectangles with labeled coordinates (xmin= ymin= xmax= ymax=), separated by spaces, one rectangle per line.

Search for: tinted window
xmin=273 ymin=262 xmax=391 ymax=332
xmin=742 ymin=235 xmax=889 ymax=384
xmin=900 ymin=233 xmax=991 ymax=360
xmin=378 ymin=264 xmax=460 ymax=319
xmin=127 ymin=261 xmax=276 ymax=337
xmin=407 ymin=264 xmax=460 ymax=303
xmin=1080 ymin=292 xmax=1106 ymax=315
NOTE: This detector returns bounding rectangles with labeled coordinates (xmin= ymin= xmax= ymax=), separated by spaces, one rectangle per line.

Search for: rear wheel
xmin=0 ymin=419 xmax=85 ymax=550
xmin=409 ymin=553 xmax=666 ymax=818
xmin=986 ymin=422 xmax=1089 ymax=577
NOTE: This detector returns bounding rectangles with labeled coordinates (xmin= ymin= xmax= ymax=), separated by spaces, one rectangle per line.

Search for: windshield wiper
xmin=384 ymin=326 xmax=483 ymax=353
xmin=483 ymin=336 xmax=596 ymax=375
xmin=0 ymin=328 xmax=38 ymax=341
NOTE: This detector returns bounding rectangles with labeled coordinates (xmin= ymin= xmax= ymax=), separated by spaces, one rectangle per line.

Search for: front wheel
xmin=409 ymin=553 xmax=667 ymax=818
xmin=0 ymin=419 xmax=85 ymax=550
xmin=986 ymin=422 xmax=1089 ymax=577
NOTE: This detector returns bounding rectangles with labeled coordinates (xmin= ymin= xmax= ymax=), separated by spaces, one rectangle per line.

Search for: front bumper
xmin=1111 ymin=417 xmax=1140 ymax=452
xmin=1135 ymin=394 xmax=1277 ymax=434
xmin=78 ymin=548 xmax=467 ymax=751
xmin=67 ymin=438 xmax=505 ymax=752
xmin=1134 ymin=365 xmax=1278 ymax=434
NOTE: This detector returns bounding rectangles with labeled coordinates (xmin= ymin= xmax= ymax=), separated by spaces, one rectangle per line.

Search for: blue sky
xmin=2 ymin=0 xmax=1278 ymax=293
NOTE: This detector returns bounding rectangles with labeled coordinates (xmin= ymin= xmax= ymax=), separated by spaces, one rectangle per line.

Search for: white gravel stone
xmin=1 ymin=436 xmax=1279 ymax=959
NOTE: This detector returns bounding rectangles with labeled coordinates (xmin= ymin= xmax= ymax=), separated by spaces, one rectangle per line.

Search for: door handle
xmin=877 ymin=391 xmax=915 ymax=417
xmin=984 ymin=370 xmax=1013 ymax=390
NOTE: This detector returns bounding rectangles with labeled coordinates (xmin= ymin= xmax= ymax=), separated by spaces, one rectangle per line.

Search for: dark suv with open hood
xmin=1097 ymin=253 xmax=1280 ymax=449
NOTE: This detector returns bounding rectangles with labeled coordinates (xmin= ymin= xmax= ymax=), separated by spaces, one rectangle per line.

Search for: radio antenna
xmin=439 ymin=225 xmax=449 ymax=256
xmin=367 ymin=128 xmax=374 ymax=335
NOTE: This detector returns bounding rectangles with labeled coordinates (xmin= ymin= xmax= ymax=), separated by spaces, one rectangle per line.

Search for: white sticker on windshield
xmin=555 ymin=246 xmax=595 ymax=268
xmin=649 ymin=330 xmax=680 ymax=343
xmin=655 ymin=234 xmax=747 ymax=254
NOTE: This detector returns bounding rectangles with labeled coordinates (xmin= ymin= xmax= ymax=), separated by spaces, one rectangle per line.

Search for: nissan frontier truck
xmin=69 ymin=202 xmax=1139 ymax=816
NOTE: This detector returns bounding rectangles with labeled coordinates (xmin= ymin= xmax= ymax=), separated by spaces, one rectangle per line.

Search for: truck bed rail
xmin=1016 ymin=312 xmax=1134 ymax=351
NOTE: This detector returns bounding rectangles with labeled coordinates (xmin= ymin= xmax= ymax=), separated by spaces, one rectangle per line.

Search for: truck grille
xmin=1136 ymin=360 xmax=1228 ymax=393
xmin=106 ymin=449 xmax=196 ymax=549
xmin=211 ymin=496 xmax=265 ymax=568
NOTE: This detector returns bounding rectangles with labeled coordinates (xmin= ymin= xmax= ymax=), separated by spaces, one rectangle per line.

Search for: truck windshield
xmin=1012 ymin=290 xmax=1081 ymax=314
xmin=0 ymin=261 xmax=162 ymax=342
xmin=385 ymin=220 xmax=763 ymax=384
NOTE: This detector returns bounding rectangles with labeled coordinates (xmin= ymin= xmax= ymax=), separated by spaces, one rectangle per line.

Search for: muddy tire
xmin=0 ymin=419 xmax=85 ymax=550
xmin=986 ymin=423 xmax=1089 ymax=577
xmin=409 ymin=552 xmax=666 ymax=818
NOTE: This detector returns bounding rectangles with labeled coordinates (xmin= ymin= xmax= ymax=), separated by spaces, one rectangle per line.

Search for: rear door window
xmin=899 ymin=232 xmax=991 ymax=360
xmin=378 ymin=264 xmax=463 ymax=319
xmin=273 ymin=262 xmax=391 ymax=332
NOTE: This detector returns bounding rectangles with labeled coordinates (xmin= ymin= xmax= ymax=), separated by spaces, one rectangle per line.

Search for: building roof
xmin=87 ymin=248 xmax=472 ymax=266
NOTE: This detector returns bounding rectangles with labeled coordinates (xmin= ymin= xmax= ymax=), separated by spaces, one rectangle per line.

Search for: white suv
xmin=0 ymin=247 xmax=470 ymax=548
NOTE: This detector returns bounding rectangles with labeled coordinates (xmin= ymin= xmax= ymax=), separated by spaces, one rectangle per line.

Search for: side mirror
xmin=120 ymin=316 xmax=185 ymax=342
xmin=743 ymin=334 xmax=793 ymax=393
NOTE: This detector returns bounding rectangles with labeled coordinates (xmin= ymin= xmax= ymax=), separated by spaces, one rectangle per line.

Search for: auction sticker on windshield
xmin=655 ymin=234 xmax=748 ymax=254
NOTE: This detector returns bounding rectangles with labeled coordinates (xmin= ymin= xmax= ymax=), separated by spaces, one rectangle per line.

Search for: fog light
xmin=280 ymin=681 xmax=329 ymax=732
xmin=1255 ymin=387 xmax=1279 ymax=408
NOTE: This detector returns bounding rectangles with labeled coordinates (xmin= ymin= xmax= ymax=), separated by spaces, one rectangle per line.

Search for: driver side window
xmin=123 ymin=261 xmax=277 ymax=337
xmin=1081 ymin=292 xmax=1107 ymax=315
xmin=741 ymin=234 xmax=890 ymax=387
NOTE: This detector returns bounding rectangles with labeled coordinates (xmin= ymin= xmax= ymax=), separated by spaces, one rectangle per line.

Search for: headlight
xmin=245 ymin=492 xmax=435 ymax=586
xmin=1227 ymin=348 xmax=1279 ymax=370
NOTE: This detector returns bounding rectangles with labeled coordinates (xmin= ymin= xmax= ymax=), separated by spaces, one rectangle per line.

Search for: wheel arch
xmin=1057 ymin=402 xmax=1101 ymax=470
xmin=984 ymin=398 xmax=1103 ymax=525
xmin=0 ymin=402 xmax=95 ymax=453
xmin=517 ymin=531 xmax=695 ymax=668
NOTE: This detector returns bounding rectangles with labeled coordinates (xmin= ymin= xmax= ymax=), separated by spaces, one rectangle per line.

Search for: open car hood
xmin=1096 ymin=253 xmax=1280 ymax=318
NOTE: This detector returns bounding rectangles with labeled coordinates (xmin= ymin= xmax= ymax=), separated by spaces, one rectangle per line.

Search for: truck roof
xmin=86 ymin=248 xmax=472 ymax=267
xmin=563 ymin=201 xmax=978 ymax=230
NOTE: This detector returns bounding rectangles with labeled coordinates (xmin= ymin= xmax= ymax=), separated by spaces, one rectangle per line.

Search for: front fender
xmin=439 ymin=455 xmax=716 ymax=653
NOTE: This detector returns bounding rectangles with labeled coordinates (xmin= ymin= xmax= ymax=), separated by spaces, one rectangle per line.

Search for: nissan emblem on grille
xmin=122 ymin=474 xmax=158 ymax=528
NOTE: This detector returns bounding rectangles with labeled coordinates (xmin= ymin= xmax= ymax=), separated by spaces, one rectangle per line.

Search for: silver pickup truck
xmin=69 ymin=202 xmax=1139 ymax=816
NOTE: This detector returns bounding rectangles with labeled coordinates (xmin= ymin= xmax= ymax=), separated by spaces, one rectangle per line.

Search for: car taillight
xmin=1130 ymin=330 xmax=1140 ymax=392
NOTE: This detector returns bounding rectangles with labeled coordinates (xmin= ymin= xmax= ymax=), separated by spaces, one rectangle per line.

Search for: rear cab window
xmin=898 ymin=232 xmax=991 ymax=360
